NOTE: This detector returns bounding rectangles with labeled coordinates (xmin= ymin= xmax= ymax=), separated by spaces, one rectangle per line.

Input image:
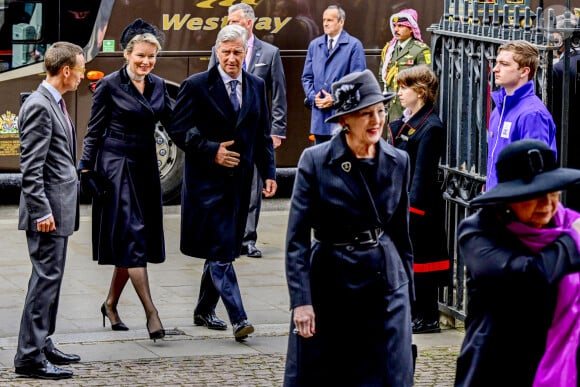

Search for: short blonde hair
xmin=123 ymin=33 xmax=162 ymax=57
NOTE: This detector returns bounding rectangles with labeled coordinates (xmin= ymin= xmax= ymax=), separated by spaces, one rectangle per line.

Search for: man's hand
xmin=271 ymin=135 xmax=282 ymax=149
xmin=293 ymin=305 xmax=316 ymax=338
xmin=263 ymin=179 xmax=277 ymax=198
xmin=37 ymin=215 xmax=56 ymax=232
xmin=314 ymin=90 xmax=333 ymax=110
xmin=215 ymin=140 xmax=240 ymax=168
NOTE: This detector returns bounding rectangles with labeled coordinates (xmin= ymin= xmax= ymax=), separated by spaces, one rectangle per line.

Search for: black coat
xmin=284 ymin=133 xmax=414 ymax=386
xmin=79 ymin=67 xmax=172 ymax=266
xmin=168 ymin=65 xmax=275 ymax=261
xmin=455 ymin=209 xmax=580 ymax=387
xmin=390 ymin=103 xmax=450 ymax=285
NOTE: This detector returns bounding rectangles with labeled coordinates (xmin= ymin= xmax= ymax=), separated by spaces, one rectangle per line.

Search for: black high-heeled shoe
xmin=147 ymin=315 xmax=165 ymax=342
xmin=101 ymin=303 xmax=129 ymax=331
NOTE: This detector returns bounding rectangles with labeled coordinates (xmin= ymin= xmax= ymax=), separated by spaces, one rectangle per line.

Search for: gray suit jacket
xmin=18 ymin=85 xmax=79 ymax=236
xmin=209 ymin=37 xmax=287 ymax=137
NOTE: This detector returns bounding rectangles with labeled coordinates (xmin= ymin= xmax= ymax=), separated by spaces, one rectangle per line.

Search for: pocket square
xmin=80 ymin=170 xmax=113 ymax=200
xmin=254 ymin=63 xmax=267 ymax=67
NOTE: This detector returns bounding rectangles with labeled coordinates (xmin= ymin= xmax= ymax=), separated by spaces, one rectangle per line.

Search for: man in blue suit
xmin=169 ymin=25 xmax=277 ymax=341
xmin=302 ymin=4 xmax=366 ymax=144
xmin=209 ymin=2 xmax=287 ymax=259
xmin=15 ymin=41 xmax=84 ymax=380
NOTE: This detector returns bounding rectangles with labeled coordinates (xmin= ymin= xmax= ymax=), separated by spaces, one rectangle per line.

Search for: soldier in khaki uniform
xmin=379 ymin=8 xmax=431 ymax=122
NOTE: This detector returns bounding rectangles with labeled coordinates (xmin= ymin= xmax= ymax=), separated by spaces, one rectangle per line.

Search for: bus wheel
xmin=155 ymin=122 xmax=183 ymax=204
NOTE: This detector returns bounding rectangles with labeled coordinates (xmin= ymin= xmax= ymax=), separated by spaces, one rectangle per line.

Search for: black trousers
xmin=194 ymin=260 xmax=247 ymax=324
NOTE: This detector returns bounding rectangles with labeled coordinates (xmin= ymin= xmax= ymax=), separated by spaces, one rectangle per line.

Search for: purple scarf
xmin=505 ymin=203 xmax=580 ymax=387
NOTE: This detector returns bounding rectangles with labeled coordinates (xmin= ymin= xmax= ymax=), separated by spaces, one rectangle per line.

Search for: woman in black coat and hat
xmin=454 ymin=139 xmax=580 ymax=386
xmin=389 ymin=65 xmax=450 ymax=334
xmin=79 ymin=19 xmax=171 ymax=341
xmin=284 ymin=69 xmax=415 ymax=386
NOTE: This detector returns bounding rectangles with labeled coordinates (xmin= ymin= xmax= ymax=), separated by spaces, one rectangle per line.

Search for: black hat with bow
xmin=325 ymin=69 xmax=395 ymax=123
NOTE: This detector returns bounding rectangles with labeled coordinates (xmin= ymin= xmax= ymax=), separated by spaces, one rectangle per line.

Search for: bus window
xmin=0 ymin=1 xmax=44 ymax=71
xmin=59 ymin=0 xmax=100 ymax=48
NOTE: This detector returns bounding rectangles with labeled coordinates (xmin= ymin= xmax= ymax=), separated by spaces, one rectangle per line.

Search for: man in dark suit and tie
xmin=209 ymin=2 xmax=287 ymax=259
xmin=169 ymin=24 xmax=277 ymax=340
xmin=14 ymin=41 xmax=85 ymax=380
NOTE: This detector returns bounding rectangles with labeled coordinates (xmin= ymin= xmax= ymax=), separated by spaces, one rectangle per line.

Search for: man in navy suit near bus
xmin=209 ymin=2 xmax=287 ymax=258
xmin=169 ymin=25 xmax=277 ymax=340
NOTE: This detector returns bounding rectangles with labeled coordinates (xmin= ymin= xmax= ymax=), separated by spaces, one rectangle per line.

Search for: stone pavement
xmin=0 ymin=199 xmax=463 ymax=386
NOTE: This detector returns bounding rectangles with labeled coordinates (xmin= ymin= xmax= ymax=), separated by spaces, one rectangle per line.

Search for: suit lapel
xmin=39 ymin=87 xmax=75 ymax=160
xmin=327 ymin=135 xmax=368 ymax=201
xmin=120 ymin=69 xmax=155 ymax=115
xmin=236 ymin=72 xmax=254 ymax=126
xmin=249 ymin=39 xmax=262 ymax=72
xmin=206 ymin=67 xmax=238 ymax=125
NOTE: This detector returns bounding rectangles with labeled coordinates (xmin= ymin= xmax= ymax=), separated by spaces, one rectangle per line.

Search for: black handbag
xmin=80 ymin=170 xmax=113 ymax=200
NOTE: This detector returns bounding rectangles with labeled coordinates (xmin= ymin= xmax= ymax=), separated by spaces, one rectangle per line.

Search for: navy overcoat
xmin=168 ymin=65 xmax=275 ymax=261
xmin=284 ymin=133 xmax=414 ymax=386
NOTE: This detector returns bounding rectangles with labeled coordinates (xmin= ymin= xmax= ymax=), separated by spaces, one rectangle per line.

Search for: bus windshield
xmin=0 ymin=0 xmax=102 ymax=73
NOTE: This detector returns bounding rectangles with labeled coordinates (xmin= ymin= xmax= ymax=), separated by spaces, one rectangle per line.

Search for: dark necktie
xmin=328 ymin=38 xmax=334 ymax=52
xmin=229 ymin=80 xmax=240 ymax=112
xmin=59 ymin=98 xmax=74 ymax=141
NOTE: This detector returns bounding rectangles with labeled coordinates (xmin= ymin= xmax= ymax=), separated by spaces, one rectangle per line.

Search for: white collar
xmin=217 ymin=64 xmax=242 ymax=85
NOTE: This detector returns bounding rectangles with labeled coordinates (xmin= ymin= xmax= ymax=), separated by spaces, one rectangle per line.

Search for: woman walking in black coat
xmin=284 ymin=69 xmax=414 ymax=386
xmin=79 ymin=19 xmax=172 ymax=341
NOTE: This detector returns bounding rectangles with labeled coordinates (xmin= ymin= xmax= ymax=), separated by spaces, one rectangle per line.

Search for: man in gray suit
xmin=209 ymin=2 xmax=287 ymax=258
xmin=14 ymin=41 xmax=85 ymax=380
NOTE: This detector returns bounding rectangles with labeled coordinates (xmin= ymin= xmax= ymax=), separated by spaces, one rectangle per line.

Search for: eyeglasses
xmin=70 ymin=66 xmax=86 ymax=74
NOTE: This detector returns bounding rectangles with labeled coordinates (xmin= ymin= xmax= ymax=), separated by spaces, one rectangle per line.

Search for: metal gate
xmin=429 ymin=0 xmax=577 ymax=322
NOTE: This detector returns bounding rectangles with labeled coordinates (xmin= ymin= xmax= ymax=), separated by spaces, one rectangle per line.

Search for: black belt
xmin=313 ymin=227 xmax=383 ymax=247
xmin=105 ymin=129 xmax=148 ymax=142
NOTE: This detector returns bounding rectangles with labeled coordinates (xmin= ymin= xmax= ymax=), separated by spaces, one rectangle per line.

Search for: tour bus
xmin=0 ymin=0 xmax=440 ymax=202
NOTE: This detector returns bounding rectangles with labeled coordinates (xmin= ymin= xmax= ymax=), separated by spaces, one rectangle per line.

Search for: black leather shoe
xmin=233 ymin=319 xmax=254 ymax=341
xmin=194 ymin=313 xmax=227 ymax=330
xmin=44 ymin=348 xmax=81 ymax=365
xmin=15 ymin=360 xmax=73 ymax=380
xmin=246 ymin=243 xmax=262 ymax=258
xmin=412 ymin=319 xmax=441 ymax=334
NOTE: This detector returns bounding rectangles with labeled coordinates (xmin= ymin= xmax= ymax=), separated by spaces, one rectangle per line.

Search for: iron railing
xmin=429 ymin=0 xmax=577 ymax=322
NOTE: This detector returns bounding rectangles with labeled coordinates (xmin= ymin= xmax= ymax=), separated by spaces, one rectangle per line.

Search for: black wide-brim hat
xmin=470 ymin=139 xmax=580 ymax=208
xmin=325 ymin=69 xmax=396 ymax=123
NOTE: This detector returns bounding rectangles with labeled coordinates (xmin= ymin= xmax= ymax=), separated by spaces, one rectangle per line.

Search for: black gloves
xmin=80 ymin=170 xmax=113 ymax=200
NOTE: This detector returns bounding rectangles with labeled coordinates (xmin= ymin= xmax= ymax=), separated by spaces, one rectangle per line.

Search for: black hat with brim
xmin=470 ymin=139 xmax=580 ymax=208
xmin=325 ymin=69 xmax=396 ymax=123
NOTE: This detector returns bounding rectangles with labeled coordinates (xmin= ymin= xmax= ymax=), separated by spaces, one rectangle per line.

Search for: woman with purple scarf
xmin=454 ymin=139 xmax=580 ymax=387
